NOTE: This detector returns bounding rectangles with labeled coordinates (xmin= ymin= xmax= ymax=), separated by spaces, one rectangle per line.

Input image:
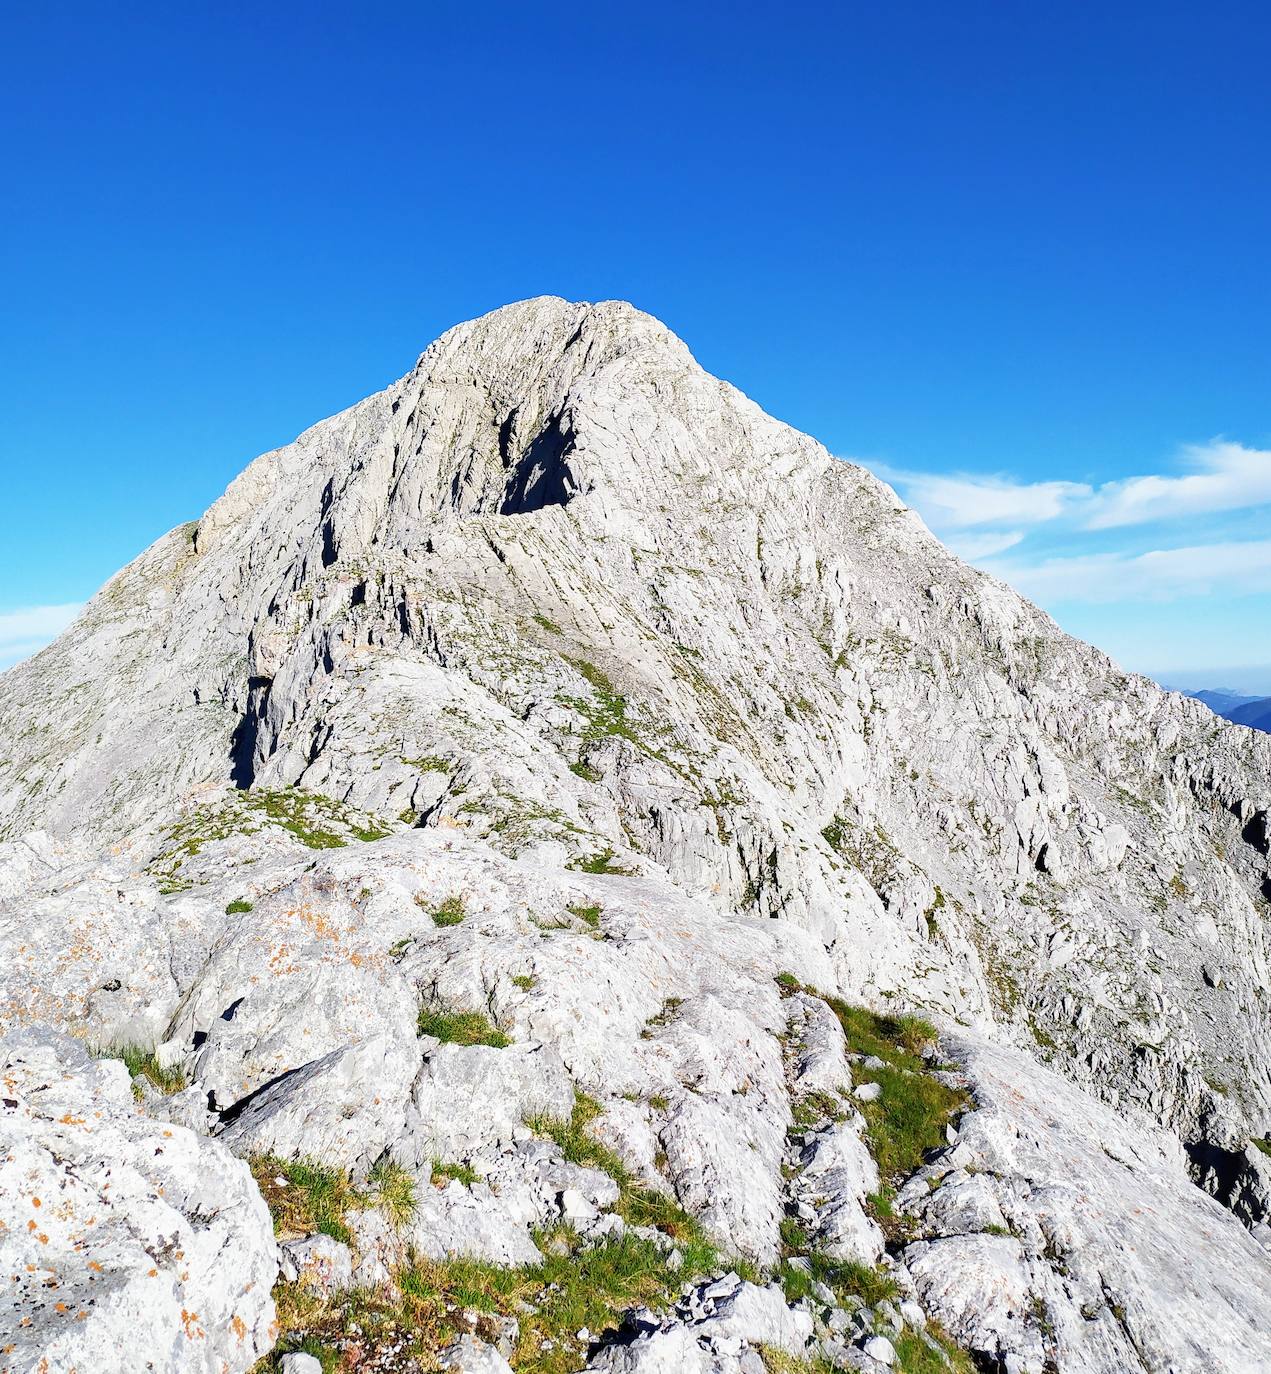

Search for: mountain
xmin=1185 ymin=688 xmax=1271 ymax=735
xmin=1188 ymin=687 xmax=1264 ymax=716
xmin=2 ymin=298 xmax=1270 ymax=1373
xmin=1228 ymin=697 xmax=1271 ymax=734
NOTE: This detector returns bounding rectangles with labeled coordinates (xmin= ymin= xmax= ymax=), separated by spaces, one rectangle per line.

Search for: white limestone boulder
xmin=0 ymin=1028 xmax=277 ymax=1374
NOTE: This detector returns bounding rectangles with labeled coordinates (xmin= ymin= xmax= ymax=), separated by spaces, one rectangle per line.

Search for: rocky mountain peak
xmin=3 ymin=301 xmax=1271 ymax=1372
xmin=199 ymin=296 xmax=705 ymax=555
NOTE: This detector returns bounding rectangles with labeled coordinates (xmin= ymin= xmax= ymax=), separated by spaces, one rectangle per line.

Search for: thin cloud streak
xmin=0 ymin=603 xmax=83 ymax=672
xmin=985 ymin=538 xmax=1271 ymax=605
xmin=1086 ymin=441 xmax=1271 ymax=528
xmin=873 ymin=440 xmax=1271 ymax=533
xmin=872 ymin=463 xmax=1089 ymax=529
xmin=944 ymin=530 xmax=1027 ymax=560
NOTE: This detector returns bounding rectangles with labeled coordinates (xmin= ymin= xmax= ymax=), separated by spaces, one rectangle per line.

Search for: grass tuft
xmin=776 ymin=1251 xmax=897 ymax=1307
xmin=426 ymin=894 xmax=466 ymax=927
xmin=431 ymin=1159 xmax=481 ymax=1187
xmin=417 ymin=1006 xmax=511 ymax=1048
xmin=368 ymin=1158 xmax=417 ymax=1227
xmin=527 ymin=1092 xmax=719 ymax=1262
xmin=250 ymin=1156 xmax=362 ymax=1244
xmin=94 ymin=1044 xmax=186 ymax=1099
xmin=568 ymin=847 xmax=633 ymax=876
xmin=776 ymin=974 xmax=961 ymax=1194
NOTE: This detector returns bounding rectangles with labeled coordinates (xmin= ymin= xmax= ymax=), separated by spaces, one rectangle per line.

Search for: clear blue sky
xmin=2 ymin=3 xmax=1269 ymax=686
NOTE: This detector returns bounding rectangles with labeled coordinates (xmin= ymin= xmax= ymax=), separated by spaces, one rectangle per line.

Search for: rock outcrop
xmin=0 ymin=1029 xmax=277 ymax=1373
xmin=1 ymin=297 xmax=1270 ymax=1370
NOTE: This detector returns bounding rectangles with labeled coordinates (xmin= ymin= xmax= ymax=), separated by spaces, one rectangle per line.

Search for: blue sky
xmin=2 ymin=4 xmax=1269 ymax=687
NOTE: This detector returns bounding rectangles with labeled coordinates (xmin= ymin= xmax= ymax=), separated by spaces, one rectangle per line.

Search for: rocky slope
xmin=1 ymin=298 xmax=1270 ymax=1373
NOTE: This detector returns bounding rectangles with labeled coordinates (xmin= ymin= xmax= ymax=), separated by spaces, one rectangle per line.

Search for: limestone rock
xmin=438 ymin=1334 xmax=515 ymax=1373
xmin=2 ymin=297 xmax=1271 ymax=1370
xmin=588 ymin=1274 xmax=814 ymax=1372
xmin=0 ymin=1027 xmax=277 ymax=1374
xmin=278 ymin=1233 xmax=355 ymax=1295
xmin=901 ymin=1031 xmax=1271 ymax=1373
xmin=402 ymin=1039 xmax=574 ymax=1162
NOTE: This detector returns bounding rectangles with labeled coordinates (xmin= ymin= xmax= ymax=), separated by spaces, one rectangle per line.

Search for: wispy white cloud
xmin=943 ymin=529 xmax=1027 ymax=560
xmin=873 ymin=463 xmax=1089 ymax=529
xmin=987 ymin=538 xmax=1271 ymax=604
xmin=0 ymin=603 xmax=82 ymax=672
xmin=1084 ymin=440 xmax=1271 ymax=528
xmin=873 ymin=440 xmax=1271 ymax=536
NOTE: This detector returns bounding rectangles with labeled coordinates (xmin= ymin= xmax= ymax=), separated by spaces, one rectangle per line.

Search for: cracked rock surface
xmin=0 ymin=1028 xmax=277 ymax=1374
xmin=897 ymin=1032 xmax=1271 ymax=1372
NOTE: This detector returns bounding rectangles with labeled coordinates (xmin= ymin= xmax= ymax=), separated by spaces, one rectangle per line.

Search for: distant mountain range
xmin=1186 ymin=688 xmax=1271 ymax=734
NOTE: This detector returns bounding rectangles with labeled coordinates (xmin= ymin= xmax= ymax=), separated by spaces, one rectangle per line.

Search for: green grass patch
xmin=397 ymin=1224 xmax=706 ymax=1374
xmin=776 ymin=1251 xmax=898 ymax=1308
xmin=511 ymin=973 xmax=536 ymax=991
xmin=894 ymin=1327 xmax=979 ymax=1374
xmin=94 ymin=1045 xmax=186 ymax=1099
xmin=775 ymin=976 xmax=965 ymax=1197
xmin=831 ymin=1001 xmax=940 ymax=1066
xmin=250 ymin=1156 xmax=363 ymax=1244
xmin=569 ymin=760 xmax=602 ymax=783
xmin=368 ymin=1159 xmax=417 ymax=1228
xmin=425 ymin=893 xmax=466 ymax=927
xmin=568 ymin=902 xmax=603 ymax=927
xmin=568 ymin=847 xmax=633 ymax=876
xmin=250 ymin=1154 xmax=417 ymax=1246
xmin=758 ymin=1347 xmax=836 ymax=1374
xmin=640 ymin=997 xmax=683 ymax=1038
xmin=225 ymin=898 xmax=254 ymax=914
xmin=417 ymin=1006 xmax=511 ymax=1048
xmin=791 ymin=1089 xmax=847 ymax=1130
xmin=431 ymin=1159 xmax=482 ymax=1187
xmin=527 ymin=1093 xmax=718 ymax=1257
xmin=401 ymin=754 xmax=450 ymax=773
xmin=147 ymin=787 xmax=394 ymax=889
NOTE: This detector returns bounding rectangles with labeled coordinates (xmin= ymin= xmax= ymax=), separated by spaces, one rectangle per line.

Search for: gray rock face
xmin=438 ymin=1333 xmax=516 ymax=1373
xmin=0 ymin=1028 xmax=277 ymax=1374
xmin=898 ymin=1032 xmax=1271 ymax=1373
xmin=1 ymin=297 xmax=1270 ymax=1370
xmin=278 ymin=1233 xmax=354 ymax=1294
xmin=404 ymin=1039 xmax=574 ymax=1162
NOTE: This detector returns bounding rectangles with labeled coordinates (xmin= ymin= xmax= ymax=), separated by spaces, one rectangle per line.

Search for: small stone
xmin=898 ymin=1299 xmax=926 ymax=1330
xmin=280 ymin=1356 xmax=323 ymax=1374
xmin=560 ymin=1187 xmax=599 ymax=1221
xmin=854 ymin=1081 xmax=882 ymax=1103
xmin=862 ymin=1334 xmax=896 ymax=1366
xmin=438 ymin=1333 xmax=515 ymax=1372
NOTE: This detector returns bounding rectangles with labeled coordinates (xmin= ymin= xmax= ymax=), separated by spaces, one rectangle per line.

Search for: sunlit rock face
xmin=2 ymin=298 xmax=1270 ymax=1372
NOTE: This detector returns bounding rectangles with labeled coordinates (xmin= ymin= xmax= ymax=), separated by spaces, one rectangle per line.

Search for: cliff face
xmin=2 ymin=298 xmax=1270 ymax=1373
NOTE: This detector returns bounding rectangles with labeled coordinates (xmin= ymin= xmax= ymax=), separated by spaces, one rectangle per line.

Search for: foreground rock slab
xmin=0 ymin=1029 xmax=278 ymax=1374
